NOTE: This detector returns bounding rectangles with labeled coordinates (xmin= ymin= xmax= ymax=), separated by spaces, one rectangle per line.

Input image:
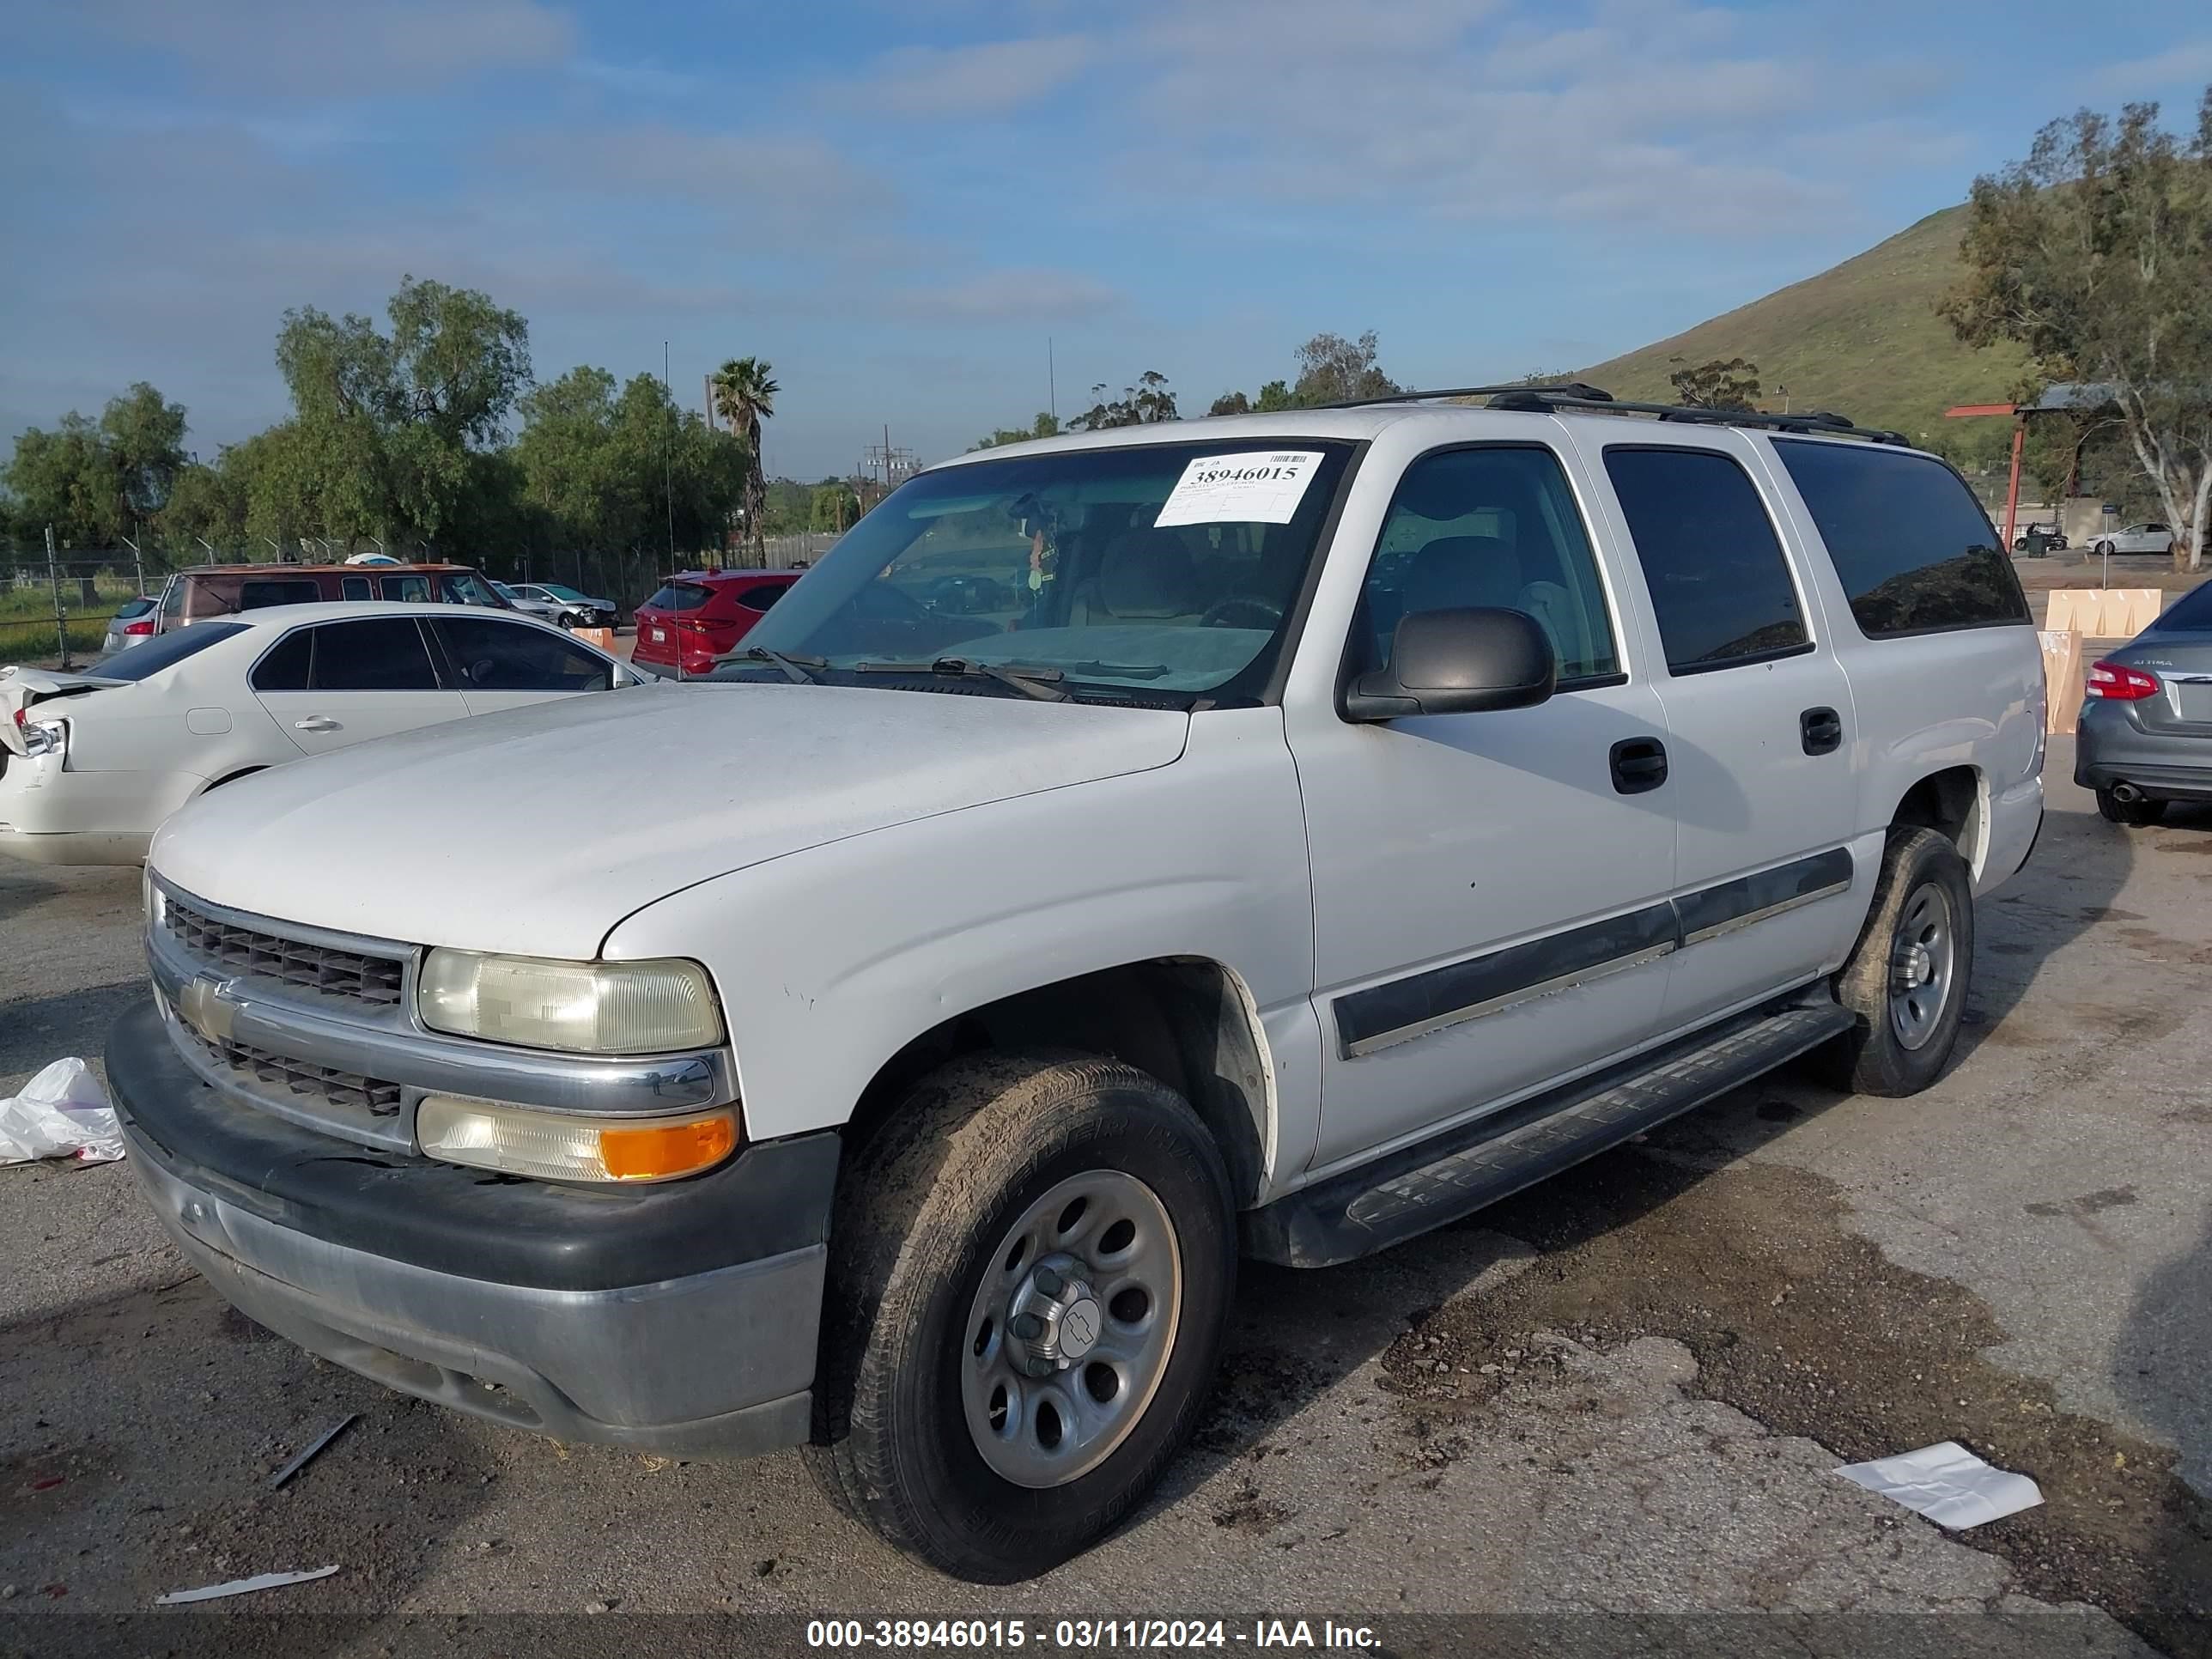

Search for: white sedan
xmin=2093 ymin=521 xmax=2174 ymax=556
xmin=1 ymin=602 xmax=641 ymax=866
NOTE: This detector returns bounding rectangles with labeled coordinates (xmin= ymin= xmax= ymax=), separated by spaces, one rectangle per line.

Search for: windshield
xmin=91 ymin=621 xmax=248 ymax=681
xmin=716 ymin=439 xmax=1355 ymax=703
xmin=440 ymin=571 xmax=505 ymax=606
xmin=539 ymin=583 xmax=587 ymax=602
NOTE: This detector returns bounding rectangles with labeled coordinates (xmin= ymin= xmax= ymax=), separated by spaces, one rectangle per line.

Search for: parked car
xmin=630 ymin=568 xmax=803 ymax=676
xmin=498 ymin=581 xmax=618 ymax=630
xmin=100 ymin=596 xmax=159 ymax=658
xmin=153 ymin=563 xmax=512 ymax=633
xmin=2011 ymin=522 xmax=2067 ymax=553
xmin=1 ymin=603 xmax=638 ymax=866
xmin=2075 ymin=579 xmax=2212 ymax=825
xmin=2092 ymin=522 xmax=2174 ymax=556
xmin=105 ymin=398 xmax=2040 ymax=1583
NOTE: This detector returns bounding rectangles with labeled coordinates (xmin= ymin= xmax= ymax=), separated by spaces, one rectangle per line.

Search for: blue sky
xmin=4 ymin=0 xmax=2209 ymax=477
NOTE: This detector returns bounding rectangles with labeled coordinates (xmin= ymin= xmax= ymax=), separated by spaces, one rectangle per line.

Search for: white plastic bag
xmin=0 ymin=1058 xmax=125 ymax=1165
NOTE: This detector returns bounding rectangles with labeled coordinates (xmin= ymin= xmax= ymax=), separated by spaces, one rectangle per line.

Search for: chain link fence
xmin=0 ymin=548 xmax=170 ymax=669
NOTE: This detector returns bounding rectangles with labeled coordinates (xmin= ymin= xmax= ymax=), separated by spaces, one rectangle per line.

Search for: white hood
xmin=149 ymin=682 xmax=1190 ymax=957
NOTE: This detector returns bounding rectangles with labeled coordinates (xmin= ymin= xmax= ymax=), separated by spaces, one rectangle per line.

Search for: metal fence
xmin=0 ymin=549 xmax=169 ymax=670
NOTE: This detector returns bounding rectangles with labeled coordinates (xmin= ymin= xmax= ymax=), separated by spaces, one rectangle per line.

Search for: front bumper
xmin=108 ymin=998 xmax=837 ymax=1457
xmin=2074 ymin=705 xmax=2212 ymax=802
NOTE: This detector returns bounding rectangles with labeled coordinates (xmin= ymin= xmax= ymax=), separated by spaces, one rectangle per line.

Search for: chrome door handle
xmin=294 ymin=716 xmax=339 ymax=732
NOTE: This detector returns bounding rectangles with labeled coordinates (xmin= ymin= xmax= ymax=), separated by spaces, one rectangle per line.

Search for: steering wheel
xmin=1200 ymin=595 xmax=1284 ymax=629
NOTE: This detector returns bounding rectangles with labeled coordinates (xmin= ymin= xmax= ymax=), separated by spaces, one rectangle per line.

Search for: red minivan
xmin=631 ymin=569 xmax=805 ymax=676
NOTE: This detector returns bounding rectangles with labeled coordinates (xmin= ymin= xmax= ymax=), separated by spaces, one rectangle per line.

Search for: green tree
xmin=3 ymin=415 xmax=114 ymax=546
xmin=273 ymin=275 xmax=532 ymax=547
xmin=710 ymin=356 xmax=778 ymax=556
xmin=1941 ymin=90 xmax=2212 ymax=568
xmin=811 ymin=480 xmax=861 ymax=531
xmin=1253 ymin=380 xmax=1295 ymax=413
xmin=158 ymin=458 xmax=247 ymax=552
xmin=1067 ymin=371 xmax=1176 ymax=431
xmin=973 ymin=412 xmax=1061 ymax=449
xmin=1668 ymin=356 xmax=1763 ymax=410
xmin=3 ymin=382 xmax=188 ymax=548
xmin=1207 ymin=391 xmax=1251 ymax=416
xmin=1291 ymin=330 xmax=1400 ymax=405
xmin=100 ymin=383 xmax=187 ymax=531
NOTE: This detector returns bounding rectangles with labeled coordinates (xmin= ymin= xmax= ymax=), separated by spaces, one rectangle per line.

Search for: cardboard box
xmin=2039 ymin=629 xmax=2086 ymax=734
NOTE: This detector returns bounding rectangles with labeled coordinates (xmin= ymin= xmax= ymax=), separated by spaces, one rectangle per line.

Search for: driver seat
xmin=1066 ymin=529 xmax=1204 ymax=625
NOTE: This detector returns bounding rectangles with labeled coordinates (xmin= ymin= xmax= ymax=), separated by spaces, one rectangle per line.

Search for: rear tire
xmin=807 ymin=1052 xmax=1236 ymax=1582
xmin=2095 ymin=787 xmax=2166 ymax=826
xmin=1824 ymin=827 xmax=1975 ymax=1097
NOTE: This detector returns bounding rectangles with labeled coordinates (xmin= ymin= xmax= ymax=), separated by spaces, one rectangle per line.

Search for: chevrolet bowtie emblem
xmin=179 ymin=975 xmax=238 ymax=1044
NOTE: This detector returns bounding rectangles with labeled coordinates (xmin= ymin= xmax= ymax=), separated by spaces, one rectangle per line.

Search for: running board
xmin=1243 ymin=1000 xmax=1854 ymax=1268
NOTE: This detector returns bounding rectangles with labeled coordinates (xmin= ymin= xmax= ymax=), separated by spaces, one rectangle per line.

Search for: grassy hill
xmin=1577 ymin=204 xmax=2032 ymax=447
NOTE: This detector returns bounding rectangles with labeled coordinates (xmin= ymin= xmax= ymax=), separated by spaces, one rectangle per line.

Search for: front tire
xmin=1825 ymin=827 xmax=1975 ymax=1097
xmin=808 ymin=1053 xmax=1236 ymax=1582
xmin=2095 ymin=787 xmax=2166 ymax=826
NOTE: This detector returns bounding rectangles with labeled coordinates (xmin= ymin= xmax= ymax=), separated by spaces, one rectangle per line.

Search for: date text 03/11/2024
xmin=804 ymin=1619 xmax=1381 ymax=1650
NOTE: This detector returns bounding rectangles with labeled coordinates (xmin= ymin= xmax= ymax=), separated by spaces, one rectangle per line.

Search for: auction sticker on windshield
xmin=1154 ymin=451 xmax=1324 ymax=527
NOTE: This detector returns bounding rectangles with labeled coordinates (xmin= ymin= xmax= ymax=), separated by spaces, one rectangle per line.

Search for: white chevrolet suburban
xmin=107 ymin=387 xmax=2044 ymax=1582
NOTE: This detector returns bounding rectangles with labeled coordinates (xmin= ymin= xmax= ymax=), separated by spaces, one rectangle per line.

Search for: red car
xmin=631 ymin=569 xmax=805 ymax=677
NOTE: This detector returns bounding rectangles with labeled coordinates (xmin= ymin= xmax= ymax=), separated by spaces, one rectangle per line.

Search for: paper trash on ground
xmin=155 ymin=1566 xmax=340 ymax=1604
xmin=1153 ymin=452 xmax=1323 ymax=527
xmin=0 ymin=1058 xmax=124 ymax=1165
xmin=1834 ymin=1441 xmax=2044 ymax=1528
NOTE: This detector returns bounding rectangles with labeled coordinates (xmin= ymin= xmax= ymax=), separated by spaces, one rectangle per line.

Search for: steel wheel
xmin=1887 ymin=881 xmax=1956 ymax=1051
xmin=959 ymin=1169 xmax=1182 ymax=1489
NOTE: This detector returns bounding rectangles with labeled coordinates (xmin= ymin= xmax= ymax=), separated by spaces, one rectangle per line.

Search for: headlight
xmin=417 ymin=951 xmax=724 ymax=1053
xmin=418 ymin=1096 xmax=738 ymax=1182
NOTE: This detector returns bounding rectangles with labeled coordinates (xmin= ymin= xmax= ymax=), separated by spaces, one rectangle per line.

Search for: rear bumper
xmin=2074 ymin=706 xmax=2212 ymax=801
xmin=0 ymin=757 xmax=191 ymax=865
xmin=107 ymin=998 xmax=836 ymax=1457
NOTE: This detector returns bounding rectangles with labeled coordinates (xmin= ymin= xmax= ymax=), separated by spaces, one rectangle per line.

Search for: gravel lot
xmin=0 ymin=738 xmax=2205 ymax=1657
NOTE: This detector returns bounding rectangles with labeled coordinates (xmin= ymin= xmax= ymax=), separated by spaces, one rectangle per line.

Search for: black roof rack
xmin=1324 ymin=383 xmax=1911 ymax=447
xmin=1310 ymin=381 xmax=1615 ymax=410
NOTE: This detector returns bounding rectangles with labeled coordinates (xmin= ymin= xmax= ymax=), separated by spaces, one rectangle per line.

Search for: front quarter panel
xmin=602 ymin=707 xmax=1322 ymax=1193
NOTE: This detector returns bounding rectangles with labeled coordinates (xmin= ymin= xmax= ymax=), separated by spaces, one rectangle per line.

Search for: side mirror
xmin=1343 ymin=606 xmax=1557 ymax=721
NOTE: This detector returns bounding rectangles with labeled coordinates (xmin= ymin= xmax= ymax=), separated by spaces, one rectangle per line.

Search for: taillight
xmin=125 ymin=618 xmax=155 ymax=636
xmin=2086 ymin=660 xmax=2160 ymax=701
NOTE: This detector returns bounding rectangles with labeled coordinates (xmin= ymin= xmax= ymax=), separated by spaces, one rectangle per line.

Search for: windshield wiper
xmin=744 ymin=646 xmax=829 ymax=684
xmin=853 ymin=657 xmax=1071 ymax=702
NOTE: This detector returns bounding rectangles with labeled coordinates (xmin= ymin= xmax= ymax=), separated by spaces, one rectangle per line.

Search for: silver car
xmin=99 ymin=596 xmax=159 ymax=659
xmin=2090 ymin=521 xmax=2173 ymax=556
xmin=2075 ymin=580 xmax=2212 ymax=824
xmin=495 ymin=581 xmax=617 ymax=629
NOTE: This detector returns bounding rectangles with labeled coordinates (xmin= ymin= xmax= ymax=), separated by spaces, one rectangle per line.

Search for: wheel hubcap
xmin=961 ymin=1169 xmax=1182 ymax=1489
xmin=1887 ymin=882 xmax=1956 ymax=1052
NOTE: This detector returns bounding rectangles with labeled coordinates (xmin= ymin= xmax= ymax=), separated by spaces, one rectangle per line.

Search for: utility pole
xmin=1048 ymin=337 xmax=1057 ymax=424
xmin=46 ymin=526 xmax=70 ymax=670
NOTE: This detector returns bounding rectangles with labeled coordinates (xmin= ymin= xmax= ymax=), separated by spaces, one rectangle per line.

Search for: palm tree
xmin=711 ymin=356 xmax=777 ymax=558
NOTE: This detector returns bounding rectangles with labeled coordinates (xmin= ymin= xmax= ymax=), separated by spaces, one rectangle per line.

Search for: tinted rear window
xmin=645 ymin=582 xmax=714 ymax=612
xmin=238 ymin=578 xmax=325 ymax=611
xmin=2153 ymin=582 xmax=2212 ymax=631
xmin=1604 ymin=447 xmax=1810 ymax=672
xmin=736 ymin=583 xmax=790 ymax=611
xmin=96 ymin=622 xmax=249 ymax=682
xmin=1772 ymin=441 xmax=2029 ymax=636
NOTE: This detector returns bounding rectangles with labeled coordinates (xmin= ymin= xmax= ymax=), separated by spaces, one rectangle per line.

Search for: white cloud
xmin=66 ymin=0 xmax=573 ymax=96
xmin=2090 ymin=40 xmax=2212 ymax=94
xmin=847 ymin=34 xmax=1095 ymax=118
xmin=507 ymin=123 xmax=894 ymax=232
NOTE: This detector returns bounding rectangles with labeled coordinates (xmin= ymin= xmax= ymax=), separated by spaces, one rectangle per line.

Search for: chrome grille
xmin=177 ymin=1023 xmax=404 ymax=1119
xmin=163 ymin=896 xmax=405 ymax=1006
